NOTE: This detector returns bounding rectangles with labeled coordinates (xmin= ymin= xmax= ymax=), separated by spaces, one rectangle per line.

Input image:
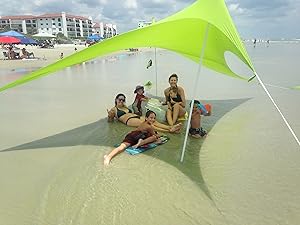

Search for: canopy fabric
xmin=0 ymin=0 xmax=255 ymax=92
xmin=0 ymin=36 xmax=21 ymax=44
xmin=0 ymin=30 xmax=25 ymax=37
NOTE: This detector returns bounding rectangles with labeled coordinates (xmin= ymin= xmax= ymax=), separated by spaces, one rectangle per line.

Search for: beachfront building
xmin=0 ymin=13 xmax=94 ymax=38
xmin=0 ymin=15 xmax=37 ymax=34
xmin=103 ymin=23 xmax=117 ymax=38
xmin=92 ymin=22 xmax=117 ymax=38
xmin=92 ymin=22 xmax=102 ymax=36
xmin=36 ymin=13 xmax=93 ymax=38
xmin=0 ymin=13 xmax=118 ymax=39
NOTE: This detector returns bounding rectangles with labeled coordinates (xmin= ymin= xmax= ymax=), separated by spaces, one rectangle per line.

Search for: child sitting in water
xmin=132 ymin=85 xmax=149 ymax=116
xmin=189 ymin=100 xmax=208 ymax=138
xmin=167 ymin=86 xmax=181 ymax=110
xmin=104 ymin=110 xmax=160 ymax=165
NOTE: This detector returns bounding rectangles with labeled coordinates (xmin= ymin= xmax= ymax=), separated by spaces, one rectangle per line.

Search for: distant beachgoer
xmin=107 ymin=93 xmax=181 ymax=133
xmin=7 ymin=46 xmax=16 ymax=59
xmin=132 ymin=85 xmax=149 ymax=116
xmin=189 ymin=100 xmax=207 ymax=138
xmin=21 ymin=48 xmax=35 ymax=59
xmin=164 ymin=73 xmax=186 ymax=126
xmin=104 ymin=110 xmax=160 ymax=165
xmin=74 ymin=47 xmax=77 ymax=52
xmin=60 ymin=52 xmax=64 ymax=59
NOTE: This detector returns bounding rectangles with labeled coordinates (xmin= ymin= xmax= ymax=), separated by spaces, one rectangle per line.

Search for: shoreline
xmin=0 ymin=44 xmax=153 ymax=70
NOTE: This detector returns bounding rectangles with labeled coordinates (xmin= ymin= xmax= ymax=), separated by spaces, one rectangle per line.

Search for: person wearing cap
xmin=132 ymin=85 xmax=149 ymax=116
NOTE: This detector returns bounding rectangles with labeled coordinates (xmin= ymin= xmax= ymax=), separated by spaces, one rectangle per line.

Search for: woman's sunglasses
xmin=117 ymin=98 xmax=125 ymax=102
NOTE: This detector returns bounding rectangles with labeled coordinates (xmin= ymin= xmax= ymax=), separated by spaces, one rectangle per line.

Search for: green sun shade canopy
xmin=0 ymin=0 xmax=255 ymax=92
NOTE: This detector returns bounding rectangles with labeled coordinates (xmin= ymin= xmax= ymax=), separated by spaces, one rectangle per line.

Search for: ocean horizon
xmin=0 ymin=42 xmax=299 ymax=225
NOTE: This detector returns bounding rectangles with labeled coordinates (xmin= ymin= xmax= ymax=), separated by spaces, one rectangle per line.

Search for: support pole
xmin=254 ymin=72 xmax=300 ymax=147
xmin=154 ymin=48 xmax=158 ymax=96
xmin=180 ymin=23 xmax=210 ymax=162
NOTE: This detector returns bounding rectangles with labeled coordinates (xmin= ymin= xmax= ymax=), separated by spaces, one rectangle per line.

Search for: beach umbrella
xmin=0 ymin=0 xmax=299 ymax=150
xmin=0 ymin=30 xmax=37 ymax=44
xmin=87 ymin=34 xmax=102 ymax=42
xmin=0 ymin=36 xmax=21 ymax=44
xmin=17 ymin=36 xmax=38 ymax=45
xmin=0 ymin=30 xmax=25 ymax=37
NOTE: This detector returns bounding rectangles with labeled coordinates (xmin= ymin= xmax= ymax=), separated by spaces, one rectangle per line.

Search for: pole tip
xmin=248 ymin=74 xmax=256 ymax=82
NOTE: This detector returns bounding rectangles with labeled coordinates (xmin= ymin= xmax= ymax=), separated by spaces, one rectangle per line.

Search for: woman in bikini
xmin=107 ymin=93 xmax=182 ymax=133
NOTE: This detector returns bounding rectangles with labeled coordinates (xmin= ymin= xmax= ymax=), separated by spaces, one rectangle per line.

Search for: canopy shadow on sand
xmin=1 ymin=98 xmax=250 ymax=201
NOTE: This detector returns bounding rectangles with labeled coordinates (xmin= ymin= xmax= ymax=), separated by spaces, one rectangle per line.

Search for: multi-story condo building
xmin=92 ymin=22 xmax=117 ymax=38
xmin=0 ymin=15 xmax=37 ymax=34
xmin=0 ymin=12 xmax=108 ymax=38
xmin=104 ymin=23 xmax=117 ymax=38
xmin=36 ymin=12 xmax=93 ymax=38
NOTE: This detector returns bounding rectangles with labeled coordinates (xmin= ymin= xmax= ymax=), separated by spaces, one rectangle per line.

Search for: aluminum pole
xmin=180 ymin=23 xmax=210 ymax=162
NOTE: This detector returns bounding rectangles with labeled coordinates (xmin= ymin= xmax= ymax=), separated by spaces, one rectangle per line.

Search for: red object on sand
xmin=0 ymin=36 xmax=21 ymax=44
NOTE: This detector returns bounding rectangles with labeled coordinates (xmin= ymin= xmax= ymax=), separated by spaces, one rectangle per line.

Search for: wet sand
xmin=0 ymin=43 xmax=300 ymax=225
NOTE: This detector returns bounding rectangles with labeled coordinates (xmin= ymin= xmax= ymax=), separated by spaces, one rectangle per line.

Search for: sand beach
xmin=0 ymin=44 xmax=89 ymax=69
xmin=0 ymin=42 xmax=300 ymax=225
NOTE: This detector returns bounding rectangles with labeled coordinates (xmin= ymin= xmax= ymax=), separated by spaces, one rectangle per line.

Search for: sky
xmin=1 ymin=0 xmax=299 ymax=39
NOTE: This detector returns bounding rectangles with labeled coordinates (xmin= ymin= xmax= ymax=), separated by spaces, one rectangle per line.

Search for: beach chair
xmin=28 ymin=52 xmax=35 ymax=58
xmin=14 ymin=52 xmax=20 ymax=59
xmin=2 ymin=51 xmax=9 ymax=60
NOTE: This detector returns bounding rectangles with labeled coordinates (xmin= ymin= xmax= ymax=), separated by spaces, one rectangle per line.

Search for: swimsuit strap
xmin=125 ymin=115 xmax=140 ymax=125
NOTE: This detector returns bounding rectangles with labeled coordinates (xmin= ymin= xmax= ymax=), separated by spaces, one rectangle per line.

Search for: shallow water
xmin=0 ymin=43 xmax=300 ymax=225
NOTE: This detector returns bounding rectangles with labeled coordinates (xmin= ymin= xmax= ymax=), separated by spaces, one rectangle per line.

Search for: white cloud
xmin=0 ymin=0 xmax=299 ymax=38
xmin=228 ymin=3 xmax=245 ymax=14
xmin=124 ymin=0 xmax=138 ymax=9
